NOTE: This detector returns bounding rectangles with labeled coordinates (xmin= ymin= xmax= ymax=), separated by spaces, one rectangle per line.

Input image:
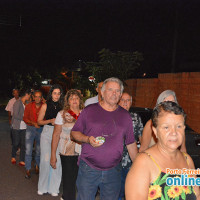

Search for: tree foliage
xmin=8 ymin=68 xmax=43 ymax=91
xmin=71 ymin=48 xmax=143 ymax=95
xmin=85 ymin=48 xmax=143 ymax=84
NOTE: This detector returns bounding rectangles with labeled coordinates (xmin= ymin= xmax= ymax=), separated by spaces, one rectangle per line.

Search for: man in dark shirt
xmin=118 ymin=92 xmax=143 ymax=200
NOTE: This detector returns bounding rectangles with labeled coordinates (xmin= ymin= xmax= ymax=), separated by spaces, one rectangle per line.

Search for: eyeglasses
xmin=120 ymin=99 xmax=131 ymax=102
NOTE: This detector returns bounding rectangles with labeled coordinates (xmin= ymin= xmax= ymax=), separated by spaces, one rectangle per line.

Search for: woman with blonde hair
xmin=50 ymin=89 xmax=84 ymax=200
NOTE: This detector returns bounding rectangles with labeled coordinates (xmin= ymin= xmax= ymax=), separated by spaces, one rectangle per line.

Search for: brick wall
xmin=125 ymin=72 xmax=200 ymax=133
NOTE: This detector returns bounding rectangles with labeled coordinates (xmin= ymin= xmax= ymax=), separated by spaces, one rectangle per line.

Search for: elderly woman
xmin=139 ymin=90 xmax=186 ymax=153
xmin=125 ymin=101 xmax=200 ymax=199
xmin=50 ymin=89 xmax=84 ymax=200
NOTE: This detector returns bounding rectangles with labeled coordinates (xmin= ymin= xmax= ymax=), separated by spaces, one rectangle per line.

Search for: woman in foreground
xmin=125 ymin=101 xmax=200 ymax=200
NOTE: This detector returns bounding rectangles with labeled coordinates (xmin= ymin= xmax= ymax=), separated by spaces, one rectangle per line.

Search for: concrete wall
xmin=125 ymin=72 xmax=200 ymax=133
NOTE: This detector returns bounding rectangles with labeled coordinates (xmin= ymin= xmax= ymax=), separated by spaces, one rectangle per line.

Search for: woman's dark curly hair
xmin=47 ymin=84 xmax=64 ymax=107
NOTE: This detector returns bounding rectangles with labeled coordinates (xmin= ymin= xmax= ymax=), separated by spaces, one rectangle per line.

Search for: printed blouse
xmin=55 ymin=110 xmax=81 ymax=156
xmin=147 ymin=153 xmax=196 ymax=200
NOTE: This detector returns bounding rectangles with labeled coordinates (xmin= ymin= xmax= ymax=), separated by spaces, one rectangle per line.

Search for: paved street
xmin=0 ymin=107 xmax=102 ymax=200
xmin=0 ymin=107 xmax=61 ymax=200
xmin=0 ymin=107 xmax=99 ymax=200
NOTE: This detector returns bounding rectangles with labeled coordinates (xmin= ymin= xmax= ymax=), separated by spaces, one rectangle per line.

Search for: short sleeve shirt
xmin=84 ymin=95 xmax=98 ymax=107
xmin=55 ymin=111 xmax=63 ymax=125
xmin=5 ymin=97 xmax=17 ymax=116
xmin=121 ymin=112 xmax=144 ymax=169
xmin=71 ymin=103 xmax=135 ymax=170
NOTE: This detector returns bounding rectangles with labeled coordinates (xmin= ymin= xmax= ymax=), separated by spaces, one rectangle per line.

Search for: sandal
xmin=11 ymin=158 xmax=16 ymax=164
xmin=19 ymin=161 xmax=25 ymax=166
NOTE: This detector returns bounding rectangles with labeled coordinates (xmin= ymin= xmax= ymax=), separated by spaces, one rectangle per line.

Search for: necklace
xmin=52 ymin=101 xmax=58 ymax=109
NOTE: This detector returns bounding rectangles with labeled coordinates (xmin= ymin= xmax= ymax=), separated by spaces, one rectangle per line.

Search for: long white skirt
xmin=38 ymin=125 xmax=62 ymax=194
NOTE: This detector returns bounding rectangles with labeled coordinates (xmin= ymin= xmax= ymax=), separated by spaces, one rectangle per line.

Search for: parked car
xmin=130 ymin=107 xmax=200 ymax=168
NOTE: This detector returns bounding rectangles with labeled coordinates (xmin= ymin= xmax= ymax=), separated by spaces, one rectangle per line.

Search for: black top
xmin=45 ymin=100 xmax=62 ymax=126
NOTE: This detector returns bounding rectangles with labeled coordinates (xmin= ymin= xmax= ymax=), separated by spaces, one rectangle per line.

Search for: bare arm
xmin=25 ymin=118 xmax=40 ymax=128
xmin=139 ymin=120 xmax=153 ymax=152
xmin=50 ymin=124 xmax=62 ymax=169
xmin=187 ymin=154 xmax=200 ymax=199
xmin=127 ymin=142 xmax=138 ymax=162
xmin=70 ymin=131 xmax=102 ymax=147
xmin=125 ymin=153 xmax=151 ymax=200
xmin=37 ymin=104 xmax=55 ymax=125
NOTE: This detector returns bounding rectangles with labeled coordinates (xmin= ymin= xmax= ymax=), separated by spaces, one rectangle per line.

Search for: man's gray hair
xmin=101 ymin=77 xmax=124 ymax=94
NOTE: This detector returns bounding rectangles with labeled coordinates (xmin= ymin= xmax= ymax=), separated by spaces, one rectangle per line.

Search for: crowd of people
xmin=5 ymin=77 xmax=200 ymax=200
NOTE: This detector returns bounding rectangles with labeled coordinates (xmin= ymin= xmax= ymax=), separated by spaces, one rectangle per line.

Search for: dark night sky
xmin=1 ymin=0 xmax=200 ymax=79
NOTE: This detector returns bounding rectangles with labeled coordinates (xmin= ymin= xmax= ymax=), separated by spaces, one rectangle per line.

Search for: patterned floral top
xmin=121 ymin=112 xmax=143 ymax=169
xmin=56 ymin=110 xmax=81 ymax=155
xmin=147 ymin=153 xmax=196 ymax=200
